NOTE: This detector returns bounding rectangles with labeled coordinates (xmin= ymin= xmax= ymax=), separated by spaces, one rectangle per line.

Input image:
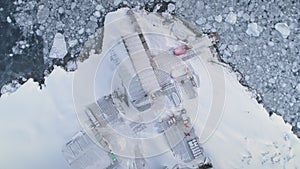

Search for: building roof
xmin=123 ymin=34 xmax=161 ymax=94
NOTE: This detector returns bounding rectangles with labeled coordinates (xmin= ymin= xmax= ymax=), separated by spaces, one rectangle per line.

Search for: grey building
xmin=97 ymin=95 xmax=123 ymax=125
xmin=62 ymin=131 xmax=116 ymax=169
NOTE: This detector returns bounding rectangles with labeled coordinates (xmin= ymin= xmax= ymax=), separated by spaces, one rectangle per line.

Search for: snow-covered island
xmin=61 ymin=8 xmax=300 ymax=169
xmin=1 ymin=1 xmax=299 ymax=169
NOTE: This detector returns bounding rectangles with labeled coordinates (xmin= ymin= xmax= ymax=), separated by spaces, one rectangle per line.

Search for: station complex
xmin=63 ymin=8 xmax=220 ymax=169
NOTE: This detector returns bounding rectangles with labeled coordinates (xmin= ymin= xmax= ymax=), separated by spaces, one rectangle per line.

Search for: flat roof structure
xmin=97 ymin=95 xmax=121 ymax=124
xmin=85 ymin=103 xmax=107 ymax=128
xmin=187 ymin=139 xmax=204 ymax=159
xmin=123 ymin=34 xmax=161 ymax=94
xmin=62 ymin=131 xmax=114 ymax=169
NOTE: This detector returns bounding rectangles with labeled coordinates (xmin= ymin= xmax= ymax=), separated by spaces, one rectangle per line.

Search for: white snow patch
xmin=203 ymin=68 xmax=300 ymax=169
xmin=242 ymin=13 xmax=250 ymax=21
xmin=37 ymin=6 xmax=50 ymax=24
xmin=214 ymin=15 xmax=222 ymax=23
xmin=296 ymin=83 xmax=300 ymax=93
xmin=237 ymin=11 xmax=244 ymax=17
xmin=0 ymin=67 xmax=81 ymax=169
xmin=246 ymin=23 xmax=263 ymax=37
xmin=93 ymin=11 xmax=101 ymax=17
xmin=49 ymin=33 xmax=67 ymax=59
xmin=225 ymin=12 xmax=237 ymax=24
xmin=113 ymin=0 xmax=122 ymax=6
xmin=297 ymin=122 xmax=300 ymax=129
xmin=167 ymin=3 xmax=176 ymax=13
xmin=267 ymin=41 xmax=275 ymax=46
xmin=95 ymin=4 xmax=103 ymax=11
xmin=68 ymin=39 xmax=78 ymax=47
xmin=65 ymin=60 xmax=77 ymax=72
xmin=275 ymin=23 xmax=290 ymax=38
xmin=58 ymin=7 xmax=64 ymax=14
xmin=7 ymin=16 xmax=12 ymax=23
xmin=78 ymin=28 xmax=85 ymax=35
xmin=196 ymin=17 xmax=206 ymax=25
xmin=71 ymin=2 xmax=76 ymax=10
xmin=1 ymin=81 xmax=21 ymax=96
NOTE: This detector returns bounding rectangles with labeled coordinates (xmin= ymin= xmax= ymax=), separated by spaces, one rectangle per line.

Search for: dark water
xmin=0 ymin=0 xmax=173 ymax=95
xmin=0 ymin=0 xmax=45 ymax=94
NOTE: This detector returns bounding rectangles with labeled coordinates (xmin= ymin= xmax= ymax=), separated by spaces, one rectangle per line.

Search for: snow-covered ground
xmin=71 ymin=8 xmax=300 ymax=168
xmin=204 ymin=68 xmax=300 ymax=169
xmin=0 ymin=1 xmax=299 ymax=169
xmin=1 ymin=0 xmax=299 ymax=138
xmin=1 ymin=46 xmax=297 ymax=169
xmin=0 ymin=68 xmax=80 ymax=169
xmin=174 ymin=0 xmax=300 ymax=137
